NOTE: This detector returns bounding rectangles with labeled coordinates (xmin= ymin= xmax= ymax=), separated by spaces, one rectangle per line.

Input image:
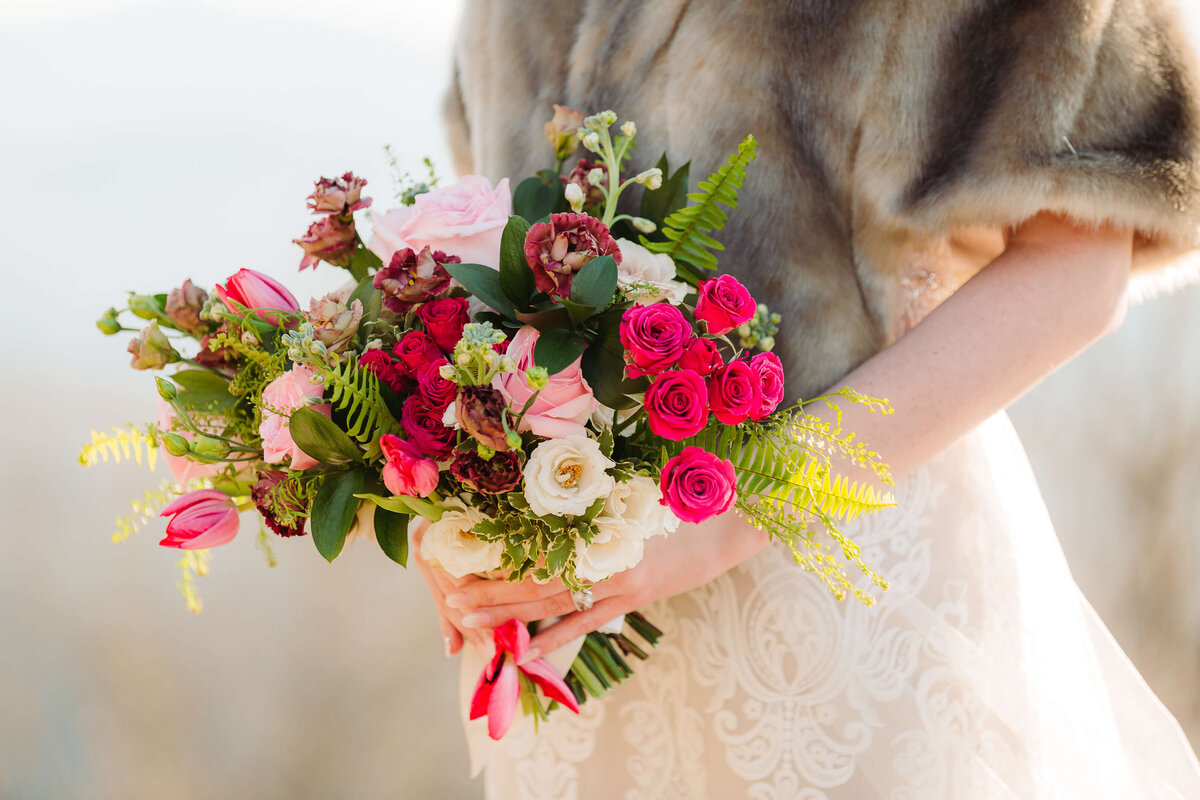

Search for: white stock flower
xmin=574 ymin=516 xmax=645 ymax=582
xmin=615 ymin=238 xmax=690 ymax=305
xmin=564 ymin=181 xmax=585 ymax=212
xmin=523 ymin=434 xmax=615 ymax=517
xmin=420 ymin=499 xmax=502 ymax=578
xmin=604 ymin=475 xmax=680 ymax=539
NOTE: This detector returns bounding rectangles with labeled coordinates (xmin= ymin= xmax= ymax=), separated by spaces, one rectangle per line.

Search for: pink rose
xmin=159 ymin=489 xmax=240 ymax=549
xmin=677 ymin=337 xmax=723 ymax=377
xmin=416 ymin=359 xmax=457 ymax=410
xmin=369 ymin=175 xmax=512 ymax=269
xmin=156 ymin=398 xmax=225 ymax=485
xmin=392 ymin=330 xmax=445 ymax=378
xmin=417 ymin=296 xmax=470 ymax=353
xmin=694 ymin=274 xmax=756 ymax=336
xmin=523 ymin=212 xmax=621 ymax=298
xmin=493 ymin=326 xmax=598 ymax=438
xmin=373 ymin=247 xmax=458 ymax=314
xmin=706 ymin=360 xmax=763 ymax=426
xmin=293 ymin=215 xmax=357 ymax=271
xmin=258 ymin=365 xmax=331 ymax=470
xmin=215 ymin=268 xmax=300 ymax=322
xmin=748 ymin=352 xmax=785 ymax=421
xmin=659 ymin=446 xmax=737 ymax=524
xmin=380 ymin=434 xmax=440 ymax=498
xmin=644 ymin=370 xmax=709 ymax=440
xmin=401 ymin=395 xmax=456 ymax=459
xmin=619 ymin=303 xmax=693 ymax=379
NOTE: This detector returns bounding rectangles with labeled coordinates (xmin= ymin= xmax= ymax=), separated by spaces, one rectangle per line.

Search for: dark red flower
xmin=677 ymin=337 xmax=724 ymax=377
xmin=450 ymin=449 xmax=522 ymax=494
xmin=401 ymin=395 xmax=456 ymax=459
xmin=373 ymin=246 xmax=459 ymax=313
xmin=359 ymin=349 xmax=408 ymax=393
xmin=294 ymin=215 xmax=357 ymax=271
xmin=251 ymin=470 xmax=309 ymax=538
xmin=455 ymin=385 xmax=512 ymax=452
xmin=523 ymin=212 xmax=621 ymax=298
xmin=706 ymin=360 xmax=763 ymax=426
xmin=306 ymin=172 xmax=372 ymax=216
xmin=417 ymin=296 xmax=470 ymax=353
xmin=393 ymin=330 xmax=445 ymax=378
xmin=416 ymin=359 xmax=458 ymax=410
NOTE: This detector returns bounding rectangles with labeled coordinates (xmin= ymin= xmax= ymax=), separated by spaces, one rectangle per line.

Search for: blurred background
xmin=1 ymin=2 xmax=1197 ymax=798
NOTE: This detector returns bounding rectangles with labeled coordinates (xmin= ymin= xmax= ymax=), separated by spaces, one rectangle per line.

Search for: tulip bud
xmin=564 ymin=182 xmax=585 ymax=212
xmin=192 ymin=435 xmax=230 ymax=460
xmin=155 ymin=376 xmax=178 ymax=401
xmin=129 ymin=322 xmax=179 ymax=370
xmin=161 ymin=432 xmax=191 ymax=457
xmin=159 ymin=489 xmax=240 ymax=550
xmin=631 ymin=217 xmax=657 ymax=234
xmin=96 ymin=308 xmax=122 ymax=335
xmin=128 ymin=294 xmax=163 ymax=321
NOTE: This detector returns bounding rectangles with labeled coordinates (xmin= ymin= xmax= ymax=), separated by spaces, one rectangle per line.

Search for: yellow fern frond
xmin=176 ymin=549 xmax=211 ymax=614
xmin=112 ymin=477 xmax=210 ymax=543
xmin=79 ymin=425 xmax=159 ymax=472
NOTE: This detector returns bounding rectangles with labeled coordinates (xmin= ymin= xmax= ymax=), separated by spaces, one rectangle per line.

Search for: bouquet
xmin=82 ymin=107 xmax=894 ymax=740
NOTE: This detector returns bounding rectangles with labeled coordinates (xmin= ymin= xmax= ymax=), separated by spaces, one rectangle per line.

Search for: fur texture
xmin=446 ymin=0 xmax=1200 ymax=398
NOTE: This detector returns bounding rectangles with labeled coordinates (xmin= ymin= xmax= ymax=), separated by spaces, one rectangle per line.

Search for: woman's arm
xmin=426 ymin=213 xmax=1135 ymax=660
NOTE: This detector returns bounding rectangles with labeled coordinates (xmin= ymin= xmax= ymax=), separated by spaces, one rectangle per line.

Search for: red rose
xmin=416 ymin=359 xmax=457 ymax=410
xmin=523 ymin=212 xmax=621 ymax=298
xmin=373 ymin=246 xmax=459 ymax=313
xmin=359 ymin=349 xmax=408 ymax=393
xmin=659 ymin=446 xmax=737 ymax=524
xmin=748 ymin=352 xmax=785 ymax=421
xmin=694 ymin=274 xmax=756 ymax=336
xmin=644 ymin=370 xmax=709 ymax=440
xmin=706 ymin=360 xmax=763 ymax=426
xmin=294 ymin=215 xmax=357 ymax=271
xmin=619 ymin=302 xmax=693 ymax=379
xmin=393 ymin=330 xmax=444 ymax=378
xmin=450 ymin=449 xmax=522 ymax=494
xmin=401 ymin=395 xmax=455 ymax=459
xmin=677 ymin=337 xmax=723 ymax=377
xmin=417 ymin=296 xmax=470 ymax=353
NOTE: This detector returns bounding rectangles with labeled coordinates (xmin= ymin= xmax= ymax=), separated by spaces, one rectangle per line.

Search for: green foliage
xmin=569 ymin=254 xmax=618 ymax=312
xmin=579 ymin=302 xmax=646 ymax=410
xmin=512 ymin=169 xmax=567 ymax=221
xmin=289 ymin=406 xmax=364 ymax=465
xmin=355 ymin=492 xmax=443 ymax=521
xmin=314 ymin=356 xmax=403 ymax=446
xmin=532 ymin=328 xmax=588 ymax=375
xmin=373 ymin=506 xmax=410 ymax=566
xmin=311 ymin=469 xmax=365 ymax=562
xmin=171 ymin=370 xmax=238 ymax=412
xmin=499 ymin=216 xmax=535 ymax=308
xmin=637 ymin=153 xmax=690 ymax=234
xmin=642 ymin=135 xmax=757 ymax=283
xmin=444 ymin=262 xmax=517 ymax=319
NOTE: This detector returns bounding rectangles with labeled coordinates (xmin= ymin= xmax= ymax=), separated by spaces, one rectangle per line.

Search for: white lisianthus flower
xmin=615 ymin=238 xmax=690 ymax=305
xmin=605 ymin=475 xmax=681 ymax=539
xmin=524 ymin=434 xmax=615 ymax=517
xmin=574 ymin=516 xmax=645 ymax=582
xmin=441 ymin=401 xmax=460 ymax=430
xmin=420 ymin=499 xmax=502 ymax=578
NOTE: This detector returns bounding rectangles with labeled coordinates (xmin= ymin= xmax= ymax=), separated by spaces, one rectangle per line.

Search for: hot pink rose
xmin=369 ymin=175 xmax=512 ymax=269
xmin=524 ymin=212 xmax=622 ymax=298
xmin=677 ymin=337 xmax=723 ymax=377
xmin=644 ymin=370 xmax=709 ymax=440
xmin=706 ymin=360 xmax=763 ymax=426
xmin=694 ymin=274 xmax=756 ymax=336
xmin=416 ymin=359 xmax=457 ymax=410
xmin=380 ymin=434 xmax=440 ymax=497
xmin=156 ymin=399 xmax=225 ymax=485
xmin=259 ymin=365 xmax=331 ymax=470
xmin=215 ymin=268 xmax=300 ymax=322
xmin=359 ymin=349 xmax=408 ymax=393
xmin=619 ymin=302 xmax=693 ymax=379
xmin=393 ymin=330 xmax=445 ymax=378
xmin=493 ymin=326 xmax=598 ymax=438
xmin=401 ymin=395 xmax=456 ymax=459
xmin=417 ymin=296 xmax=470 ymax=353
xmin=159 ymin=489 xmax=240 ymax=549
xmin=748 ymin=352 xmax=785 ymax=421
xmin=659 ymin=446 xmax=737 ymax=524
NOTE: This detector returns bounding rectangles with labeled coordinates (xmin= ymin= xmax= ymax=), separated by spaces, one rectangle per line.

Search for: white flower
xmin=615 ymin=238 xmax=690 ymax=305
xmin=589 ymin=403 xmax=638 ymax=434
xmin=420 ymin=499 xmax=502 ymax=578
xmin=564 ymin=182 xmax=585 ymax=212
xmin=524 ymin=434 xmax=615 ymax=517
xmin=604 ymin=475 xmax=680 ymax=539
xmin=574 ymin=516 xmax=645 ymax=582
xmin=633 ymin=167 xmax=663 ymax=190
xmin=441 ymin=401 xmax=460 ymax=429
xmin=620 ymin=120 xmax=637 ymax=138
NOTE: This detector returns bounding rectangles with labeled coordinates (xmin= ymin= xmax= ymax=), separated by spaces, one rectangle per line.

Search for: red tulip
xmin=470 ymin=619 xmax=579 ymax=740
xmin=215 ymin=268 xmax=299 ymax=320
xmin=159 ymin=489 xmax=240 ymax=549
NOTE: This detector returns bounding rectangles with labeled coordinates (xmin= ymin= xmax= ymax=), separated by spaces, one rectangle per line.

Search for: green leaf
xmin=533 ymin=328 xmax=588 ymax=375
xmin=171 ymin=369 xmax=237 ymax=412
xmin=289 ymin=406 xmax=363 ymax=465
xmin=347 ymin=246 xmax=382 ymax=280
xmin=498 ymin=216 xmax=534 ymax=308
xmin=559 ymin=298 xmax=597 ymax=327
xmin=311 ymin=470 xmax=365 ymax=562
xmin=512 ymin=169 xmax=566 ymax=221
xmin=373 ymin=506 xmax=410 ymax=566
xmin=569 ymin=255 xmax=618 ymax=311
xmin=515 ymin=306 xmax=572 ymax=331
xmin=444 ymin=262 xmax=515 ymax=319
xmin=355 ymin=492 xmax=443 ymax=521
xmin=579 ymin=303 xmax=646 ymax=409
xmin=638 ymin=154 xmax=690 ymax=233
xmin=545 ymin=533 xmax=575 ymax=576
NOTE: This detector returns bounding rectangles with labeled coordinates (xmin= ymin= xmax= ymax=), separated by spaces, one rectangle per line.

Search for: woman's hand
xmin=411 ymin=518 xmax=492 ymax=655
xmin=440 ymin=514 xmax=770 ymax=662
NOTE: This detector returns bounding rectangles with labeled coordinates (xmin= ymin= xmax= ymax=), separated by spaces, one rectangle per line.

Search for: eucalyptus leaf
xmin=580 ymin=303 xmax=645 ymax=409
xmin=499 ymin=216 xmax=534 ymax=307
xmin=514 ymin=306 xmax=572 ymax=331
xmin=559 ymin=298 xmax=596 ymax=327
xmin=569 ymin=254 xmax=618 ymax=311
xmin=290 ymin=407 xmax=363 ymax=465
xmin=373 ymin=506 xmax=410 ymax=567
xmin=444 ymin=262 xmax=515 ymax=319
xmin=533 ymin=328 xmax=588 ymax=375
xmin=512 ymin=169 xmax=566 ymax=222
xmin=311 ymin=469 xmax=365 ymax=562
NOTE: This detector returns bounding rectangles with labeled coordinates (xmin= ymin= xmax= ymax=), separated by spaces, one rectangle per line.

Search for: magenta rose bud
xmin=523 ymin=212 xmax=621 ymax=298
xmin=644 ymin=370 xmax=709 ymax=440
xmin=307 ymin=172 xmax=372 ymax=216
xmin=748 ymin=352 xmax=785 ymax=421
xmin=677 ymin=337 xmax=724 ymax=377
xmin=706 ymin=360 xmax=764 ymax=426
xmin=417 ymin=296 xmax=470 ymax=353
xmin=294 ymin=215 xmax=358 ymax=271
xmin=380 ymin=434 xmax=440 ymax=498
xmin=659 ymin=446 xmax=737 ymax=524
xmin=215 ymin=268 xmax=300 ymax=321
xmin=250 ymin=470 xmax=308 ymax=538
xmin=619 ymin=303 xmax=694 ymax=379
xmin=359 ymin=349 xmax=408 ymax=393
xmin=450 ymin=449 xmax=522 ymax=494
xmin=416 ymin=359 xmax=457 ymax=410
xmin=392 ymin=330 xmax=445 ymax=378
xmin=401 ymin=395 xmax=456 ymax=459
xmin=373 ymin=246 xmax=458 ymax=314
xmin=159 ymin=489 xmax=240 ymax=549
xmin=694 ymin=274 xmax=756 ymax=336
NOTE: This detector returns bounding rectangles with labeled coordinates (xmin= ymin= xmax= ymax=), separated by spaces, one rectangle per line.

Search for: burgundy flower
xmin=306 ymin=172 xmax=372 ymax=216
xmin=677 ymin=337 xmax=724 ymax=377
xmin=619 ymin=302 xmax=693 ymax=379
xmin=450 ymin=448 xmax=522 ymax=494
xmin=523 ymin=212 xmax=621 ymax=298
xmin=748 ymin=352 xmax=785 ymax=421
xmin=401 ymin=395 xmax=456 ymax=459
xmin=416 ymin=359 xmax=457 ymax=410
xmin=694 ymin=274 xmax=756 ymax=336
xmin=251 ymin=470 xmax=308 ymax=538
xmin=562 ymin=158 xmax=607 ymax=207
xmin=194 ymin=325 xmax=238 ymax=370
xmin=373 ymin=246 xmax=459 ymax=313
xmin=359 ymin=349 xmax=408 ymax=393
xmin=644 ymin=370 xmax=709 ymax=440
xmin=417 ymin=296 xmax=470 ymax=353
xmin=164 ymin=279 xmax=209 ymax=335
xmin=393 ymin=330 xmax=445 ymax=378
xmin=294 ymin=215 xmax=357 ymax=271
xmin=455 ymin=385 xmax=511 ymax=452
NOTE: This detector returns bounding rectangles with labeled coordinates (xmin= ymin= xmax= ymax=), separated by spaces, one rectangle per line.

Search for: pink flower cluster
xmin=294 ymin=172 xmax=371 ymax=271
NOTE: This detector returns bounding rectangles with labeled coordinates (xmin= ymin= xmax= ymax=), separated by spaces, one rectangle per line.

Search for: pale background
xmin=1 ymin=2 xmax=1197 ymax=798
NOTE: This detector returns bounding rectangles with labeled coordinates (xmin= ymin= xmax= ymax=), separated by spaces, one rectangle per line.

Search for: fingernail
xmin=443 ymin=637 xmax=453 ymax=658
xmin=461 ymin=612 xmax=489 ymax=629
xmin=445 ymin=593 xmax=470 ymax=610
xmin=517 ymin=647 xmax=541 ymax=666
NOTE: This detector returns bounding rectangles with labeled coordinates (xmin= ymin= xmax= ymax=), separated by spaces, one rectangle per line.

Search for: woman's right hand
xmin=411 ymin=518 xmax=492 ymax=656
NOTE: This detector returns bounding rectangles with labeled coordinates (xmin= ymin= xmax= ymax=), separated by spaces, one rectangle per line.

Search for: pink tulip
xmin=469 ymin=619 xmax=580 ymax=740
xmin=159 ymin=489 xmax=239 ymax=549
xmin=215 ymin=268 xmax=300 ymax=320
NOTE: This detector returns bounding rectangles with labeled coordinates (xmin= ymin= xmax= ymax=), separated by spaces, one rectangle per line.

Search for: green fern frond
xmin=316 ymin=357 xmax=402 ymax=445
xmin=79 ymin=425 xmax=160 ymax=472
xmin=642 ymin=135 xmax=757 ymax=281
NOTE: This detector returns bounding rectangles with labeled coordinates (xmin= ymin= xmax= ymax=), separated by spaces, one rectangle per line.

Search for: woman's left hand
xmin=442 ymin=513 xmax=770 ymax=662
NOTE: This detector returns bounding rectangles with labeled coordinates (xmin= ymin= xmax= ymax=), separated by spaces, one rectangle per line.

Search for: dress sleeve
xmin=878 ymin=0 xmax=1200 ymax=300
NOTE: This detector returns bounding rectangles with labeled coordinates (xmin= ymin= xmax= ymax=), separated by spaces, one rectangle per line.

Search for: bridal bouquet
xmin=83 ymin=108 xmax=894 ymax=739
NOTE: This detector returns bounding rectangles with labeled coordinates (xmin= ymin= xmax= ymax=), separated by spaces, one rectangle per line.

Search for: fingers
xmin=457 ymin=592 xmax=579 ymax=630
xmin=524 ymin=597 xmax=629 ymax=662
xmin=446 ymin=576 xmax=566 ymax=610
xmin=438 ymin=613 xmax=464 ymax=657
xmin=412 ymin=536 xmax=491 ymax=651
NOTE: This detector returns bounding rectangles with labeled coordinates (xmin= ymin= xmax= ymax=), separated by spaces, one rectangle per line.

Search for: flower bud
xmin=634 ymin=168 xmax=663 ymax=190
xmin=96 ymin=308 xmax=122 ymax=335
xmin=439 ymin=363 xmax=458 ymax=381
xmin=620 ymin=120 xmax=637 ymax=138
xmin=736 ymin=323 xmax=753 ymax=339
xmin=192 ymin=435 xmax=230 ymax=460
xmin=597 ymin=110 xmax=617 ymax=126
xmin=544 ymin=104 xmax=587 ymax=161
xmin=525 ymin=366 xmax=549 ymax=390
xmin=586 ymin=168 xmax=605 ymax=188
xmin=129 ymin=322 xmax=179 ymax=370
xmin=165 ymin=279 xmax=210 ymax=335
xmin=758 ymin=336 xmax=775 ymax=352
xmin=631 ymin=217 xmax=657 ymax=234
xmin=161 ymin=432 xmax=191 ymax=458
xmin=499 ymin=355 xmax=517 ymax=373
xmin=306 ymin=172 xmax=372 ymax=216
xmin=505 ymin=429 xmax=523 ymax=451
xmin=476 ymin=443 xmax=496 ymax=461
xmin=581 ymin=132 xmax=601 ymax=152
xmin=128 ymin=294 xmax=163 ymax=321
xmin=155 ymin=376 xmax=178 ymax=401
xmin=564 ymin=182 xmax=585 ymax=212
